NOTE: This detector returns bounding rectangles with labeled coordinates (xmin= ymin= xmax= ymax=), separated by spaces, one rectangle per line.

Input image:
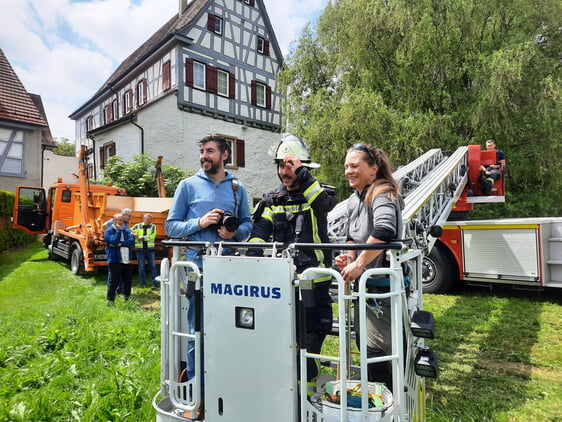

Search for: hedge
xmin=0 ymin=190 xmax=37 ymax=253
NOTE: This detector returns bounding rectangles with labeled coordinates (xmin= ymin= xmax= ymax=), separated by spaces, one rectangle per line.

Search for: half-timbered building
xmin=0 ymin=48 xmax=54 ymax=191
xmin=69 ymin=0 xmax=283 ymax=201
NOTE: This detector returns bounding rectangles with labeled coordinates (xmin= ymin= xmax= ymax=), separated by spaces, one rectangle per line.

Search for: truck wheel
xmin=70 ymin=244 xmax=85 ymax=275
xmin=422 ymin=244 xmax=455 ymax=294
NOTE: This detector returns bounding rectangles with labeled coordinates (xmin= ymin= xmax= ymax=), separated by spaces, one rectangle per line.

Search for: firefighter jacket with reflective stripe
xmin=131 ymin=223 xmax=156 ymax=250
xmin=248 ymin=166 xmax=337 ymax=279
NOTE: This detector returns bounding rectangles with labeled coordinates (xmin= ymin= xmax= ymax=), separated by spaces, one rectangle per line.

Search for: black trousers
xmin=107 ymin=262 xmax=132 ymax=301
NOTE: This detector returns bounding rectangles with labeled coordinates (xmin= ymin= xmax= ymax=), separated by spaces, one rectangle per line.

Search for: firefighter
xmin=247 ymin=134 xmax=337 ymax=397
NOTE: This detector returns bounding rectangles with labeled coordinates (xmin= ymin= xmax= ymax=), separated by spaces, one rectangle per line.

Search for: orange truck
xmin=13 ymin=146 xmax=172 ymax=274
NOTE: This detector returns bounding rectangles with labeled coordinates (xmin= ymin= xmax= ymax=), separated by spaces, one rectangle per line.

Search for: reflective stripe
xmin=309 ymin=207 xmax=325 ymax=267
xmin=249 ymin=237 xmax=266 ymax=243
xmin=261 ymin=207 xmax=273 ymax=222
xmin=303 ymin=180 xmax=322 ymax=203
xmin=271 ymin=204 xmax=311 ymax=214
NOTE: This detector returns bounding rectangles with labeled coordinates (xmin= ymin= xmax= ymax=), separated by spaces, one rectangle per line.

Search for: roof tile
xmin=0 ymin=48 xmax=48 ymax=127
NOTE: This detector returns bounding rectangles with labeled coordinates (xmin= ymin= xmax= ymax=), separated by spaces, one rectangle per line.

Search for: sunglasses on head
xmin=352 ymin=143 xmax=376 ymax=163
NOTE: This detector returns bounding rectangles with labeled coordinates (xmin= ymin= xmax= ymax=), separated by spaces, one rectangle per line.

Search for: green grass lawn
xmin=1 ymin=243 xmax=561 ymax=421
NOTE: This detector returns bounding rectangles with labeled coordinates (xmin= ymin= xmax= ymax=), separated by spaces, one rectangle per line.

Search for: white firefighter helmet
xmin=269 ymin=134 xmax=320 ymax=169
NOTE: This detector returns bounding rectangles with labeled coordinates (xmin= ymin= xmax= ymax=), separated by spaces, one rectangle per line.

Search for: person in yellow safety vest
xmin=247 ymin=134 xmax=337 ymax=398
xmin=131 ymin=213 xmax=160 ymax=288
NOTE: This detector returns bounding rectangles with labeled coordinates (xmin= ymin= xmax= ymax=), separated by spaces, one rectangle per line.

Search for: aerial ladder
xmin=152 ymin=145 xmax=495 ymax=422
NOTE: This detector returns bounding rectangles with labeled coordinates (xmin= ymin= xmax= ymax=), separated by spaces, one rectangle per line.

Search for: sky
xmin=0 ymin=0 xmax=328 ymax=141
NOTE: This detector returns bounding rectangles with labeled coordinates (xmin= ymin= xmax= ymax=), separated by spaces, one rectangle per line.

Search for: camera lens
xmin=222 ymin=213 xmax=240 ymax=232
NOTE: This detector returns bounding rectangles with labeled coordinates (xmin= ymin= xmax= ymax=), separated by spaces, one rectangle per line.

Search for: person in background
xmin=478 ymin=139 xmax=506 ymax=195
xmin=103 ymin=208 xmax=133 ymax=294
xmin=131 ymin=213 xmax=159 ymax=288
xmin=247 ymin=134 xmax=337 ymax=399
xmin=335 ymin=143 xmax=404 ymax=391
xmin=105 ymin=213 xmax=135 ymax=305
xmin=165 ymin=134 xmax=252 ymax=419
xmin=103 ymin=208 xmax=132 ymax=230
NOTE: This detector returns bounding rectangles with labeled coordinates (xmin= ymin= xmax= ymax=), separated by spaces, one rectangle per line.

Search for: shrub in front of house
xmin=0 ymin=190 xmax=37 ymax=253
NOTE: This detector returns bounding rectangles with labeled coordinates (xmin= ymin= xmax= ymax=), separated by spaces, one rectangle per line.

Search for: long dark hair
xmin=347 ymin=143 xmax=400 ymax=203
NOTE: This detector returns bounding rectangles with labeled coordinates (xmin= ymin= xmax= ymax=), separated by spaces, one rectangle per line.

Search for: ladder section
xmin=327 ymin=149 xmax=448 ymax=242
xmin=403 ymin=146 xmax=468 ymax=254
xmin=547 ymin=220 xmax=562 ymax=287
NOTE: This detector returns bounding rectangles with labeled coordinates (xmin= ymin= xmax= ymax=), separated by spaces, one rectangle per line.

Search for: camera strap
xmin=231 ymin=178 xmax=239 ymax=214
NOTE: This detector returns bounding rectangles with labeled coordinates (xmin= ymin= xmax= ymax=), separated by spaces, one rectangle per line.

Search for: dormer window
xmin=207 ymin=14 xmax=223 ymax=36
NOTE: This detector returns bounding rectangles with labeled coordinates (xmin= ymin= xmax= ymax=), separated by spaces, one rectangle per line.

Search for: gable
xmin=0 ymin=48 xmax=47 ymax=128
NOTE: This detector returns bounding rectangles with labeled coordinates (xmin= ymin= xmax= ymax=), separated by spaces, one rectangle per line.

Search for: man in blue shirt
xmin=165 ymin=134 xmax=252 ymax=416
xmin=105 ymin=213 xmax=135 ymax=305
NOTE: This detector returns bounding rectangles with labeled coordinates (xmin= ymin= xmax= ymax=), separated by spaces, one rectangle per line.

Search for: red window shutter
xmin=251 ymin=80 xmax=257 ymax=105
xmin=207 ymin=14 xmax=215 ymax=31
xmin=163 ymin=61 xmax=171 ymax=91
xmin=185 ymin=58 xmax=194 ymax=87
xmin=99 ymin=146 xmax=105 ymax=169
xmin=236 ymin=139 xmax=245 ymax=167
xmin=249 ymin=0 xmax=255 ymax=6
xmin=229 ymin=72 xmax=235 ymax=99
xmin=264 ymin=40 xmax=270 ymax=56
xmin=207 ymin=66 xmax=218 ymax=94
xmin=266 ymin=85 xmax=272 ymax=109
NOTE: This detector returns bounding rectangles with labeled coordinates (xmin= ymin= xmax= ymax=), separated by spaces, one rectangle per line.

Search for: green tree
xmin=280 ymin=0 xmax=562 ymax=217
xmin=95 ymin=154 xmax=191 ymax=197
xmin=52 ymin=138 xmax=76 ymax=157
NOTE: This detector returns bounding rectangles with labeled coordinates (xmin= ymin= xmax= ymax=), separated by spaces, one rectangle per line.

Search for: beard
xmin=201 ymin=159 xmax=222 ymax=175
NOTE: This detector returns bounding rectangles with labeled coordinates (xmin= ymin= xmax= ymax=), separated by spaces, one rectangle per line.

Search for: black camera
xmin=211 ymin=211 xmax=240 ymax=232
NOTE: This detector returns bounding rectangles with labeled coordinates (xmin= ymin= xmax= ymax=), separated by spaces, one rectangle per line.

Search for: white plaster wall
xmin=42 ymin=150 xmax=78 ymax=188
xmin=138 ymin=94 xmax=279 ymax=202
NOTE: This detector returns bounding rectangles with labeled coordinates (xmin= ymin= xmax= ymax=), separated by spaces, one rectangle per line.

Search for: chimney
xmin=179 ymin=0 xmax=190 ymax=16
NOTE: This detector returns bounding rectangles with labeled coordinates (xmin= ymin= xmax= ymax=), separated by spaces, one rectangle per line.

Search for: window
xmin=185 ymin=59 xmax=206 ymax=89
xmin=0 ymin=130 xmax=24 ymax=176
xmin=207 ymin=14 xmax=223 ymax=35
xmin=99 ymin=141 xmax=116 ymax=170
xmin=61 ymin=190 xmax=72 ymax=203
xmin=257 ymin=37 xmax=269 ymax=55
xmin=103 ymin=102 xmax=115 ymax=125
xmin=162 ymin=60 xmax=171 ymax=91
xmin=251 ymin=80 xmax=271 ymax=109
xmin=123 ymin=90 xmax=133 ymax=114
xmin=112 ymin=100 xmax=118 ymax=121
xmin=186 ymin=59 xmax=235 ymax=98
xmin=218 ymin=70 xmax=229 ymax=96
xmin=256 ymin=83 xmax=265 ymax=107
xmin=137 ymin=79 xmax=147 ymax=106
xmin=244 ymin=0 xmax=255 ymax=6
xmin=221 ymin=136 xmax=245 ymax=169
xmin=86 ymin=116 xmax=95 ymax=131
xmin=193 ymin=62 xmax=205 ymax=89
